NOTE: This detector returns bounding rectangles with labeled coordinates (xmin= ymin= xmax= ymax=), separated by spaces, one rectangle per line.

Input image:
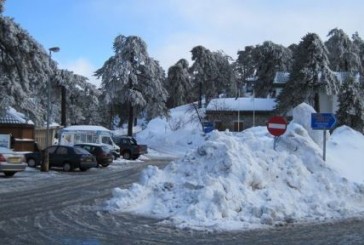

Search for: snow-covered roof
xmin=334 ymin=71 xmax=360 ymax=84
xmin=62 ymin=125 xmax=111 ymax=132
xmin=206 ymin=97 xmax=276 ymax=112
xmin=273 ymin=72 xmax=290 ymax=84
xmin=0 ymin=108 xmax=32 ymax=125
xmin=274 ymin=71 xmax=360 ymax=85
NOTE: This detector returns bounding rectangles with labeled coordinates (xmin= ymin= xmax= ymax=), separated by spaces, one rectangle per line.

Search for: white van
xmin=58 ymin=125 xmax=120 ymax=158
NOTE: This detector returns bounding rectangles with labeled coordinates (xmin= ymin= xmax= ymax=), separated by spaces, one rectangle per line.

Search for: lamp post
xmin=42 ymin=46 xmax=60 ymax=172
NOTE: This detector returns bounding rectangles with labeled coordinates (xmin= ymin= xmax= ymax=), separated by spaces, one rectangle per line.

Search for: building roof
xmin=273 ymin=72 xmax=290 ymax=84
xmin=206 ymin=97 xmax=276 ymax=112
xmin=0 ymin=108 xmax=30 ymax=125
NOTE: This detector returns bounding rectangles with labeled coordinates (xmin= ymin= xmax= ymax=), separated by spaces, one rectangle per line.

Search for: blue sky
xmin=4 ymin=0 xmax=364 ymax=87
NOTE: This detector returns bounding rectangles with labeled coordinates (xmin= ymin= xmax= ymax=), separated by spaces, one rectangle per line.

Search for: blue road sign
xmin=311 ymin=113 xmax=336 ymax=130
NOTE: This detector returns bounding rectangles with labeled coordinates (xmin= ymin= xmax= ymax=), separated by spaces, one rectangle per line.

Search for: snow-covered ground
xmin=2 ymin=102 xmax=364 ymax=232
xmin=105 ymin=103 xmax=364 ymax=231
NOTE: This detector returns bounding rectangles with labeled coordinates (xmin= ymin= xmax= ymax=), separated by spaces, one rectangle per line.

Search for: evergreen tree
xmin=0 ymin=0 xmax=4 ymax=14
xmin=235 ymin=46 xmax=256 ymax=96
xmin=190 ymin=46 xmax=234 ymax=107
xmin=325 ymin=28 xmax=361 ymax=72
xmin=352 ymin=32 xmax=364 ymax=74
xmin=56 ymin=70 xmax=101 ymax=126
xmin=95 ymin=35 xmax=168 ymax=135
xmin=336 ymin=75 xmax=364 ymax=132
xmin=0 ymin=16 xmax=56 ymax=125
xmin=212 ymin=50 xmax=236 ymax=98
xmin=276 ymin=33 xmax=339 ymax=114
xmin=252 ymin=41 xmax=292 ymax=97
xmin=165 ymin=59 xmax=192 ymax=108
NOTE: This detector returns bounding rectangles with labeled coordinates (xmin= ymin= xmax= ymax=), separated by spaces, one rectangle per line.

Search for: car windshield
xmin=130 ymin=138 xmax=137 ymax=145
xmin=74 ymin=146 xmax=91 ymax=154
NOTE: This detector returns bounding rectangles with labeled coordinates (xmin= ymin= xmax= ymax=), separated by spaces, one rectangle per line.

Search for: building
xmin=205 ymin=97 xmax=276 ymax=131
xmin=0 ymin=108 xmax=35 ymax=151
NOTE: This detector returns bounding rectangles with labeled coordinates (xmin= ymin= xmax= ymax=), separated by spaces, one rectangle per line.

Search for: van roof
xmin=62 ymin=125 xmax=111 ymax=132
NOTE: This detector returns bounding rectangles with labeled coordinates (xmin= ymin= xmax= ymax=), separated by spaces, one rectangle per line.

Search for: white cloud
xmin=60 ymin=58 xmax=101 ymax=88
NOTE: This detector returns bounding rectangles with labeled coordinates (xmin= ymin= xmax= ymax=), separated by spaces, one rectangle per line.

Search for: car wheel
xmin=80 ymin=167 xmax=88 ymax=172
xmin=101 ymin=163 xmax=109 ymax=167
xmin=122 ymin=151 xmax=131 ymax=160
xmin=27 ymin=158 xmax=36 ymax=168
xmin=63 ymin=162 xmax=73 ymax=172
xmin=4 ymin=172 xmax=16 ymax=177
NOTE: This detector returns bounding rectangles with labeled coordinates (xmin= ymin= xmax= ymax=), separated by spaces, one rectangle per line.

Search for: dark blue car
xmin=25 ymin=145 xmax=97 ymax=171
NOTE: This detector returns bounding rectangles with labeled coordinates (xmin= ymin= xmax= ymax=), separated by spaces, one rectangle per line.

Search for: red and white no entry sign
xmin=267 ymin=116 xmax=287 ymax=136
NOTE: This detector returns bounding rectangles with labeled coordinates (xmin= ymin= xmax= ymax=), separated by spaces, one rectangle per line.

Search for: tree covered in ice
xmin=0 ymin=16 xmax=55 ymax=124
xmin=336 ymin=75 xmax=364 ymax=132
xmin=55 ymin=70 xmax=101 ymax=126
xmin=0 ymin=15 xmax=101 ymax=126
xmin=190 ymin=46 xmax=235 ymax=108
xmin=234 ymin=45 xmax=256 ymax=97
xmin=250 ymin=41 xmax=292 ymax=98
xmin=165 ymin=59 xmax=193 ymax=108
xmin=95 ymin=35 xmax=168 ymax=135
xmin=325 ymin=28 xmax=361 ymax=72
xmin=352 ymin=32 xmax=364 ymax=74
xmin=0 ymin=0 xmax=4 ymax=14
xmin=275 ymin=33 xmax=339 ymax=114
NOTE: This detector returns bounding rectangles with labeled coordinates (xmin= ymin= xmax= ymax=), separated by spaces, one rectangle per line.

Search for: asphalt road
xmin=1 ymin=158 xmax=364 ymax=245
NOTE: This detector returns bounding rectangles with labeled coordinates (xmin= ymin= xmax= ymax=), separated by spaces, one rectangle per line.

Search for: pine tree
xmin=0 ymin=16 xmax=57 ymax=125
xmin=325 ymin=28 xmax=361 ymax=72
xmin=336 ymin=76 xmax=364 ymax=132
xmin=352 ymin=32 xmax=364 ymax=74
xmin=165 ymin=59 xmax=192 ymax=108
xmin=276 ymin=33 xmax=339 ymax=114
xmin=95 ymin=35 xmax=168 ymax=135
xmin=235 ymin=46 xmax=256 ymax=97
xmin=190 ymin=46 xmax=234 ymax=107
xmin=251 ymin=41 xmax=292 ymax=98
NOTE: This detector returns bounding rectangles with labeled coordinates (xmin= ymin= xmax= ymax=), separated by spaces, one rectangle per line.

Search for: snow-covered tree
xmin=165 ymin=59 xmax=192 ymax=108
xmin=190 ymin=46 xmax=234 ymax=107
xmin=55 ymin=70 xmax=101 ymax=126
xmin=0 ymin=16 xmax=56 ymax=125
xmin=95 ymin=35 xmax=168 ymax=136
xmin=234 ymin=45 xmax=256 ymax=96
xmin=276 ymin=33 xmax=339 ymax=113
xmin=0 ymin=0 xmax=4 ymax=14
xmin=325 ymin=28 xmax=361 ymax=72
xmin=336 ymin=75 xmax=364 ymax=132
xmin=252 ymin=41 xmax=292 ymax=97
xmin=213 ymin=50 xmax=236 ymax=98
xmin=352 ymin=32 xmax=364 ymax=74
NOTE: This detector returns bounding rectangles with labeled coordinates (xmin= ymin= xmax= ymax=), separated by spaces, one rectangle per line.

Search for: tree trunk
xmin=61 ymin=86 xmax=66 ymax=126
xmin=128 ymin=102 xmax=134 ymax=136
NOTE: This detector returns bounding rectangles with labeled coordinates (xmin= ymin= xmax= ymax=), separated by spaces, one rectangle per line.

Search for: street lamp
xmin=42 ymin=46 xmax=60 ymax=172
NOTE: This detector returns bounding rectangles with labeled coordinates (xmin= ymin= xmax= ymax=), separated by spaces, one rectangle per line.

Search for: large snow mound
xmin=104 ymin=103 xmax=364 ymax=231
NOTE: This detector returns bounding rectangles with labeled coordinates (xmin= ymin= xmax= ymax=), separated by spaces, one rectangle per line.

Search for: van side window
xmin=102 ymin=137 xmax=111 ymax=145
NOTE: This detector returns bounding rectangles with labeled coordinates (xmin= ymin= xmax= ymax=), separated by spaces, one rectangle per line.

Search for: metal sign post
xmin=311 ymin=113 xmax=336 ymax=161
xmin=267 ymin=116 xmax=287 ymax=150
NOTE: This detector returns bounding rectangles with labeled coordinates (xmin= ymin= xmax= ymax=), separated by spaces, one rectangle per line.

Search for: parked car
xmin=25 ymin=145 xmax=97 ymax=172
xmin=74 ymin=143 xmax=113 ymax=167
xmin=0 ymin=146 xmax=27 ymax=177
xmin=24 ymin=151 xmax=41 ymax=168
xmin=112 ymin=136 xmax=148 ymax=160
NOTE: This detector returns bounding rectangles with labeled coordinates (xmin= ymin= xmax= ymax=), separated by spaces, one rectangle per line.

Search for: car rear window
xmin=74 ymin=147 xmax=91 ymax=154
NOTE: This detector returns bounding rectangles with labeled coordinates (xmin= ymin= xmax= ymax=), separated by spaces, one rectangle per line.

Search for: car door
xmin=45 ymin=146 xmax=58 ymax=166
xmin=52 ymin=146 xmax=69 ymax=167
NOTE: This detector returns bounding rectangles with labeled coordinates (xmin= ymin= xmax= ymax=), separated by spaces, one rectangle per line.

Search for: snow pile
xmin=136 ymin=104 xmax=206 ymax=157
xmin=105 ymin=103 xmax=364 ymax=231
